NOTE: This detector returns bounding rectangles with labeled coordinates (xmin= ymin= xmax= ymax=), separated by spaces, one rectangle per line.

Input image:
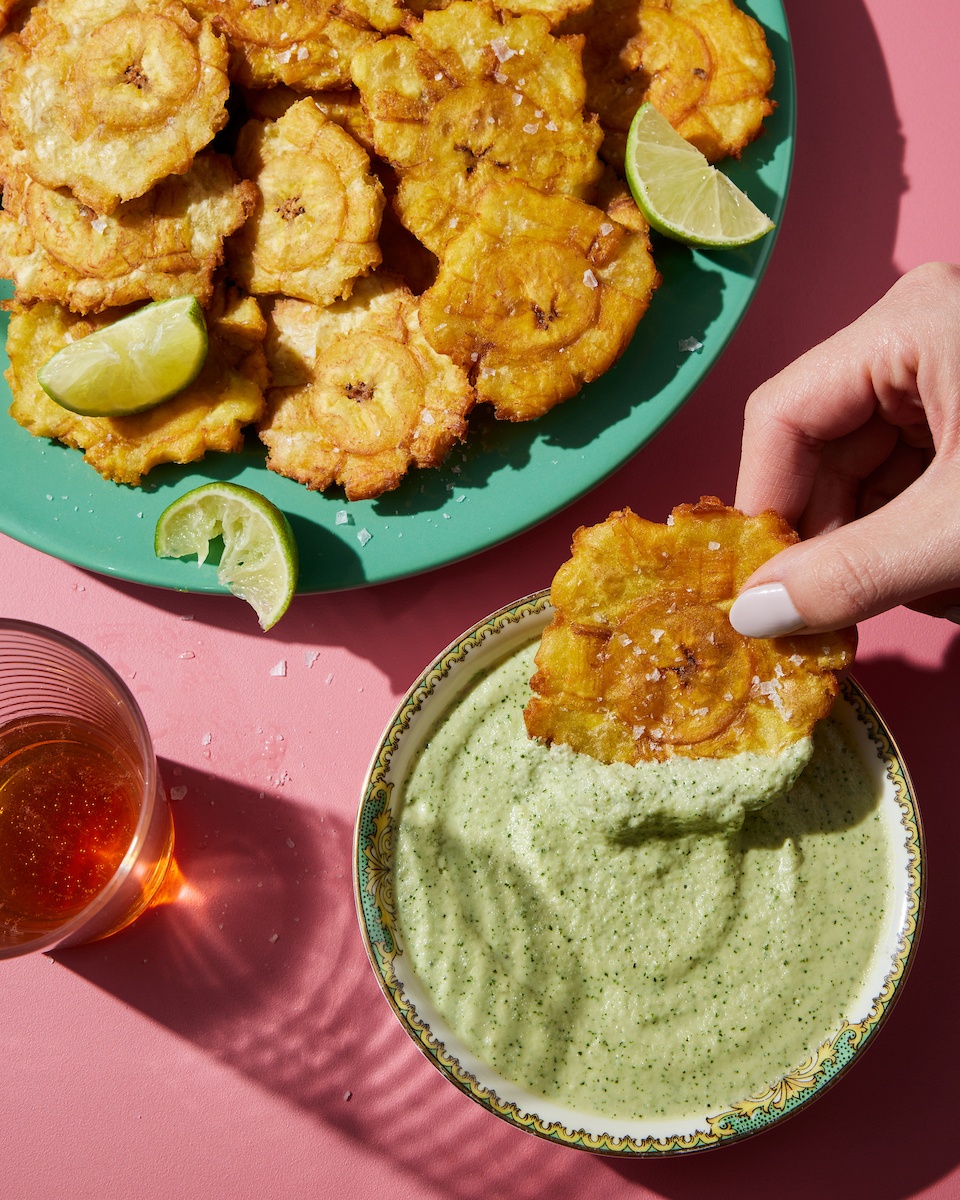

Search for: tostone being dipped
xmin=524 ymin=497 xmax=856 ymax=764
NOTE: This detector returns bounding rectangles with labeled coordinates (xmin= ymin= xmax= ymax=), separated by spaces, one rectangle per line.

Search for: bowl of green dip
xmin=354 ymin=590 xmax=923 ymax=1155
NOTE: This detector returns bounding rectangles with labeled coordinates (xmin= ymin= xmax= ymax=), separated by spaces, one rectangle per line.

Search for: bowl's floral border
xmin=354 ymin=593 xmax=924 ymax=1156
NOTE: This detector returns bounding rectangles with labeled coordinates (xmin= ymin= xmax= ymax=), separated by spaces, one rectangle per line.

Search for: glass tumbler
xmin=0 ymin=619 xmax=173 ymax=957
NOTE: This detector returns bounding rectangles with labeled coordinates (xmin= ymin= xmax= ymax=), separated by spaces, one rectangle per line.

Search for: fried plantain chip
xmin=239 ymin=85 xmax=380 ymax=158
xmin=419 ymin=177 xmax=659 ymax=420
xmin=0 ymin=0 xmax=231 ymax=214
xmin=5 ymin=286 xmax=266 ymax=485
xmin=228 ymin=98 xmax=384 ymax=307
xmin=524 ymin=499 xmax=856 ymax=764
xmin=182 ymin=0 xmax=380 ymax=91
xmin=561 ymin=0 xmax=775 ymax=169
xmin=0 ymin=150 xmax=256 ymax=313
xmin=259 ymin=273 xmax=474 ymax=500
xmin=403 ymin=0 xmax=593 ymax=30
xmin=352 ymin=0 xmax=604 ymax=256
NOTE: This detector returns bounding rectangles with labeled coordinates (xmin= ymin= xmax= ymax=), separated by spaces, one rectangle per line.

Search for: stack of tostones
xmin=524 ymin=499 xmax=856 ymax=765
xmin=561 ymin=0 xmax=775 ymax=169
xmin=0 ymin=0 xmax=775 ymax=499
xmin=260 ymin=272 xmax=473 ymax=499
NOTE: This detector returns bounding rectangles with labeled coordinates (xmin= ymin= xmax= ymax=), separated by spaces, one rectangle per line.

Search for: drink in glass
xmin=0 ymin=620 xmax=173 ymax=957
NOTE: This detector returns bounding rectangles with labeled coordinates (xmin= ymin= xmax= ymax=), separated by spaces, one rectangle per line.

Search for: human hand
xmin=730 ymin=261 xmax=960 ymax=637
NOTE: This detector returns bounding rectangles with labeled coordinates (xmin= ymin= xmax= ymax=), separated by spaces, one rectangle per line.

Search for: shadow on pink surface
xmin=52 ymin=761 xmax=581 ymax=1199
xmin=50 ymin=620 xmax=960 ymax=1200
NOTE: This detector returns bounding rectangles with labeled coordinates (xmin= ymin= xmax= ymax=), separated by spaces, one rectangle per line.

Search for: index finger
xmin=735 ymin=333 xmax=891 ymax=523
xmin=731 ymin=263 xmax=960 ymax=520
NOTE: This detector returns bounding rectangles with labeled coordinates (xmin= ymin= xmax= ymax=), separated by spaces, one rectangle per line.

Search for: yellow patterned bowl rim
xmin=353 ymin=590 xmax=924 ymax=1156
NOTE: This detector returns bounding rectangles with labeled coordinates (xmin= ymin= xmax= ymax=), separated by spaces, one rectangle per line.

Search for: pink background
xmin=2 ymin=1 xmax=959 ymax=1196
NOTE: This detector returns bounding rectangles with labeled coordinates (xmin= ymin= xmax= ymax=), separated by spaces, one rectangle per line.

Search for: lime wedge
xmin=155 ymin=482 xmax=299 ymax=631
xmin=37 ymin=295 xmax=208 ymax=417
xmin=625 ymin=103 xmax=774 ymax=248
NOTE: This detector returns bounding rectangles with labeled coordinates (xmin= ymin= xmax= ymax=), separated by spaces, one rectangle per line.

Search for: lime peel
xmin=37 ymin=295 xmax=209 ymax=417
xmin=155 ymin=482 xmax=299 ymax=631
xmin=625 ymin=103 xmax=774 ymax=249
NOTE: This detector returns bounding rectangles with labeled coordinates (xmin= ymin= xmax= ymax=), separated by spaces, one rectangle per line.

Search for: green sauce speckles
xmin=394 ymin=639 xmax=892 ymax=1121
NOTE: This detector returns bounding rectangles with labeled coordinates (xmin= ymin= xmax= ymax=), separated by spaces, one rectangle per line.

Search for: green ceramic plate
xmin=0 ymin=1 xmax=794 ymax=594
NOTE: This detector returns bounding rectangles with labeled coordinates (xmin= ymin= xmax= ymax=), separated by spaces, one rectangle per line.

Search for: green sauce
xmin=394 ymin=639 xmax=892 ymax=1120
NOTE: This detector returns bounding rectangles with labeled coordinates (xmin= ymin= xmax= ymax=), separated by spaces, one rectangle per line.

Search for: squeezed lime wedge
xmin=38 ymin=295 xmax=208 ymax=417
xmin=625 ymin=103 xmax=774 ymax=248
xmin=155 ymin=482 xmax=299 ymax=631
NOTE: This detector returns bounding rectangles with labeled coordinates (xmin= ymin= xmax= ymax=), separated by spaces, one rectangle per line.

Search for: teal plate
xmin=0 ymin=1 xmax=794 ymax=594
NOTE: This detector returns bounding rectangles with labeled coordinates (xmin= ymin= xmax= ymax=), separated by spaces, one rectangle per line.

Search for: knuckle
xmin=810 ymin=545 xmax=884 ymax=620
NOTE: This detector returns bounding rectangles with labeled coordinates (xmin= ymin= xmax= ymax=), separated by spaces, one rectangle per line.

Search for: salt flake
xmin=270 ymin=660 xmax=287 ymax=677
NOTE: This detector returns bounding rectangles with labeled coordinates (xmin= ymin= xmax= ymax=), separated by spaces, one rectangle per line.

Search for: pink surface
xmin=2 ymin=1 xmax=959 ymax=1197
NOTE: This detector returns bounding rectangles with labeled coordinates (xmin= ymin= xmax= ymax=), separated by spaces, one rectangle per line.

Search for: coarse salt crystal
xmin=270 ymin=660 xmax=287 ymax=677
xmin=490 ymin=36 xmax=516 ymax=61
xmin=599 ymin=222 xmax=614 ymax=235
xmin=169 ymin=785 xmax=188 ymax=801
xmin=90 ymin=216 xmax=107 ymax=234
xmin=304 ymin=650 xmax=320 ymax=667
xmin=708 ymin=541 xmax=720 ymax=550
xmin=545 ymin=120 xmax=558 ymax=131
xmin=357 ymin=528 xmax=372 ymax=546
xmin=512 ymin=92 xmax=523 ymax=106
xmin=583 ymin=269 xmax=599 ymax=288
xmin=523 ymin=122 xmax=539 ymax=134
xmin=679 ymin=336 xmax=703 ymax=353
xmin=421 ymin=410 xmax=435 ymax=424
xmin=335 ymin=509 xmax=352 ymax=525
xmin=651 ymin=628 xmax=665 ymax=643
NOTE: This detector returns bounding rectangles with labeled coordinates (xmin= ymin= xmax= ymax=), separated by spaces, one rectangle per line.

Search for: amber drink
xmin=0 ymin=620 xmax=172 ymax=956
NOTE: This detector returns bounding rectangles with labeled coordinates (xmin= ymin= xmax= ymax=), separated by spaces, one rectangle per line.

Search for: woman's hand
xmin=730 ymin=261 xmax=960 ymax=636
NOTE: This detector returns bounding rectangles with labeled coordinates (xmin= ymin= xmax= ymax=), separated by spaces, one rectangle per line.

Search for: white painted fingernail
xmin=729 ymin=583 xmax=804 ymax=637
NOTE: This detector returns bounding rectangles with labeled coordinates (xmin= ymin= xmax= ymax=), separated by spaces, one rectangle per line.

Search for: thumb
xmin=729 ymin=477 xmax=960 ymax=635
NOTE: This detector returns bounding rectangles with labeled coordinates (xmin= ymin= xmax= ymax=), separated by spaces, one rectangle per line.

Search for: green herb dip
xmin=394 ymin=638 xmax=892 ymax=1120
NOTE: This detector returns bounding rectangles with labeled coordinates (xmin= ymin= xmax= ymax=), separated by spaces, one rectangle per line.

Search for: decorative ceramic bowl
xmin=354 ymin=591 xmax=923 ymax=1155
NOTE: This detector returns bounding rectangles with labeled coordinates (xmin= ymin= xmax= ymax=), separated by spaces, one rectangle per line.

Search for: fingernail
xmin=729 ymin=583 xmax=804 ymax=638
